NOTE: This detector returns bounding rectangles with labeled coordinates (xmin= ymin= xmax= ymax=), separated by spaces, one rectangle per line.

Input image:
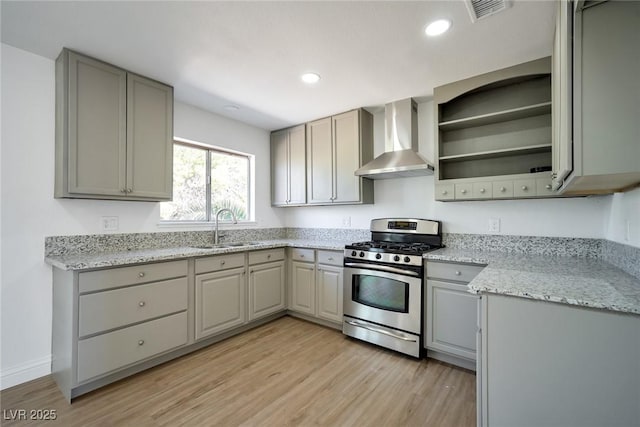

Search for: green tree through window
xmin=160 ymin=142 xmax=251 ymax=222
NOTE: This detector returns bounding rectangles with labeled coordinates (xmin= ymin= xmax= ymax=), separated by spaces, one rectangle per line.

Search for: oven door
xmin=343 ymin=264 xmax=422 ymax=335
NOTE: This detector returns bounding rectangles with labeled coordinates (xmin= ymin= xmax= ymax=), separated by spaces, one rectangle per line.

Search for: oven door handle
xmin=344 ymin=262 xmax=420 ymax=277
xmin=345 ymin=320 xmax=417 ymax=342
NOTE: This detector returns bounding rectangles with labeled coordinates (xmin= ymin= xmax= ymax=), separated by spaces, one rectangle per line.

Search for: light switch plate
xmin=100 ymin=216 xmax=119 ymax=232
xmin=488 ymin=218 xmax=501 ymax=233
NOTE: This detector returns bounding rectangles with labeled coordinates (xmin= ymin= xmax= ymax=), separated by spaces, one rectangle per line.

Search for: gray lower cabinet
xmin=288 ymin=248 xmax=343 ymax=326
xmin=52 ymin=260 xmax=189 ymax=401
xmin=425 ymin=261 xmax=484 ymax=369
xmin=248 ymin=249 xmax=286 ymax=320
xmin=55 ymin=48 xmax=173 ymax=201
xmin=194 ymin=253 xmax=246 ymax=340
xmin=478 ymin=294 xmax=640 ymax=427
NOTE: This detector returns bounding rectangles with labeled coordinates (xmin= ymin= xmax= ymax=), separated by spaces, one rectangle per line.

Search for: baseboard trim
xmin=1 ymin=355 xmax=51 ymax=390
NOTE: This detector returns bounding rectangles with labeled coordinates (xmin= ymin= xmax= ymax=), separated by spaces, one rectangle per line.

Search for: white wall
xmin=0 ymin=44 xmax=282 ymax=388
xmin=284 ymin=102 xmax=612 ymax=238
xmin=605 ymin=187 xmax=640 ymax=248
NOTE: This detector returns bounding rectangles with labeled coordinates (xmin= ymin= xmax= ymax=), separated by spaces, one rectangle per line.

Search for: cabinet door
xmin=551 ymin=0 xmax=573 ymax=190
xmin=248 ymin=261 xmax=285 ymax=321
xmin=426 ymin=280 xmax=478 ymax=360
xmin=270 ymin=129 xmax=289 ymax=206
xmin=306 ymin=117 xmax=333 ymax=204
xmin=195 ymin=267 xmax=246 ymax=340
xmin=67 ymin=51 xmax=127 ymax=196
xmin=290 ymin=261 xmax=316 ymax=315
xmin=316 ymin=265 xmax=343 ymax=323
xmin=126 ymin=73 xmax=173 ymax=200
xmin=332 ymin=110 xmax=361 ymax=203
xmin=288 ymin=125 xmax=307 ymax=205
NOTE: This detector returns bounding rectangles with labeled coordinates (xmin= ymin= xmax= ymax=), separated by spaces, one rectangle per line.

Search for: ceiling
xmin=1 ymin=1 xmax=556 ymax=131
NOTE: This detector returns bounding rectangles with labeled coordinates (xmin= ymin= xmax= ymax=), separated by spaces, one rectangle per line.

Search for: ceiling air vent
xmin=465 ymin=0 xmax=511 ymax=22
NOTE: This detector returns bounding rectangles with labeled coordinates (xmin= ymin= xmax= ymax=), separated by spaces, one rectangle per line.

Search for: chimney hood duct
xmin=355 ymin=98 xmax=434 ymax=180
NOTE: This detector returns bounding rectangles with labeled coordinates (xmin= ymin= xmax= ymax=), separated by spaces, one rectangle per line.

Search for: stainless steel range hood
xmin=355 ymin=98 xmax=434 ymax=179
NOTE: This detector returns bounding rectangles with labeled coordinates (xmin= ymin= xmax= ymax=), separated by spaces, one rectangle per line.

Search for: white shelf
xmin=439 ymin=143 xmax=552 ymax=163
xmin=439 ymin=102 xmax=552 ymax=131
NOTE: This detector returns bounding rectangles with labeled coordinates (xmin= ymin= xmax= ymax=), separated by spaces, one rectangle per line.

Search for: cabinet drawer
xmin=426 ymin=261 xmax=485 ymax=283
xmin=436 ymin=183 xmax=455 ymax=200
xmin=317 ymin=250 xmax=343 ymax=266
xmin=536 ymin=178 xmax=555 ymax=196
xmin=77 ymin=311 xmax=187 ymax=383
xmin=492 ymin=180 xmax=514 ymax=199
xmin=290 ymin=248 xmax=315 ymax=262
xmin=79 ymin=260 xmax=187 ymax=293
xmin=455 ymin=183 xmax=474 ymax=200
xmin=514 ymin=178 xmax=536 ymax=197
xmin=472 ymin=182 xmax=492 ymax=199
xmin=79 ymin=277 xmax=187 ymax=337
xmin=195 ymin=253 xmax=245 ymax=274
xmin=249 ymin=248 xmax=285 ymax=265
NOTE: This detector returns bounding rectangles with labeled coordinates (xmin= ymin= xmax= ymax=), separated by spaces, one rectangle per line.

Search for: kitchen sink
xmin=190 ymin=241 xmax=263 ymax=249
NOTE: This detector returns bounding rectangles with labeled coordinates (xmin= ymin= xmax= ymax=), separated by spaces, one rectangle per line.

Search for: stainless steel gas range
xmin=342 ymin=218 xmax=443 ymax=357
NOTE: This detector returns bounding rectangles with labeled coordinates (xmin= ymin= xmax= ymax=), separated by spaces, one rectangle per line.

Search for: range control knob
xmin=375 ymin=253 xmax=382 ymax=259
xmin=359 ymin=252 xmax=365 ymax=258
xmin=404 ymin=256 xmax=411 ymax=263
xmin=393 ymin=255 xmax=400 ymax=262
xmin=351 ymin=251 xmax=357 ymax=257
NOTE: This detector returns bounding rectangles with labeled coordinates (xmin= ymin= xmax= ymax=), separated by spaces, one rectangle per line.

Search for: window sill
xmin=157 ymin=220 xmax=259 ymax=229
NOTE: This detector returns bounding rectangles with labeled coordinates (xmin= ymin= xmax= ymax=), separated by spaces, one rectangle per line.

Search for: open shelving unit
xmin=434 ymin=57 xmax=557 ymax=201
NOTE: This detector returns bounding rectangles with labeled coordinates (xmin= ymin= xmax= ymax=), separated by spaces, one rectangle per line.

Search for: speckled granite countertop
xmin=45 ymin=239 xmax=348 ymax=271
xmin=425 ymin=248 xmax=640 ymax=316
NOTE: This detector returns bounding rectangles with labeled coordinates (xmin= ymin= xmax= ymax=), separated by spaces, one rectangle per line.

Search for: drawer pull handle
xmin=221 ymin=260 xmax=226 ymax=265
xmin=480 ymin=188 xmax=486 ymax=193
xmin=461 ymin=189 xmax=467 ymax=194
xmin=521 ymin=185 xmax=528 ymax=191
xmin=328 ymin=257 xmax=334 ymax=261
xmin=138 ymin=340 xmax=145 ymax=346
xmin=138 ymin=301 xmax=146 ymax=307
xmin=138 ymin=272 xmax=145 ymax=278
xmin=500 ymin=187 xmax=506 ymax=192
xmin=300 ymin=254 xmax=305 ymax=258
xmin=442 ymin=190 xmax=448 ymax=195
xmin=545 ymin=184 xmax=552 ymax=190
xmin=455 ymin=271 xmax=461 ymax=276
xmin=267 ymin=254 xmax=271 ymax=259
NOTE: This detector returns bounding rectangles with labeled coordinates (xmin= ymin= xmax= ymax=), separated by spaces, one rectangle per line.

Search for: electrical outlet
xmin=625 ymin=220 xmax=631 ymax=241
xmin=488 ymin=218 xmax=500 ymax=233
xmin=100 ymin=216 xmax=119 ymax=232
xmin=342 ymin=216 xmax=352 ymax=227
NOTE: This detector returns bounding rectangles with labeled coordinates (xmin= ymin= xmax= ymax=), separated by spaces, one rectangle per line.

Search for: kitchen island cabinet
xmin=55 ymin=49 xmax=173 ymax=201
xmin=477 ymin=294 xmax=640 ymax=427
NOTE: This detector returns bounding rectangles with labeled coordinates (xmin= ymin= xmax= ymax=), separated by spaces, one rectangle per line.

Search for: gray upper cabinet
xmin=553 ymin=0 xmax=640 ymax=194
xmin=270 ymin=125 xmax=306 ymax=206
xmin=55 ymin=49 xmax=173 ymax=201
xmin=434 ymin=57 xmax=557 ymax=201
xmin=306 ymin=109 xmax=374 ymax=205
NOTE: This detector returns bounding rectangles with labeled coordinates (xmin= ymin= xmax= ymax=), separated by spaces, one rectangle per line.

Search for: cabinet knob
xmin=328 ymin=257 xmax=334 ymax=261
xmin=461 ymin=189 xmax=467 ymax=194
xmin=480 ymin=188 xmax=486 ymax=193
xmin=221 ymin=260 xmax=226 ymax=265
xmin=455 ymin=271 xmax=461 ymax=276
xmin=300 ymin=254 xmax=305 ymax=258
xmin=521 ymin=185 xmax=528 ymax=191
xmin=120 ymin=188 xmax=127 ymax=193
xmin=138 ymin=272 xmax=145 ymax=278
xmin=138 ymin=301 xmax=145 ymax=307
xmin=127 ymin=188 xmax=132 ymax=193
xmin=500 ymin=187 xmax=506 ymax=192
xmin=442 ymin=190 xmax=448 ymax=195
xmin=138 ymin=340 xmax=145 ymax=346
xmin=545 ymin=184 xmax=552 ymax=190
xmin=267 ymin=254 xmax=271 ymax=259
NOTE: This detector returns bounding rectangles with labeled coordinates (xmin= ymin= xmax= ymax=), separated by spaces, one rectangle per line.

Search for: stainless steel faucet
xmin=213 ymin=208 xmax=238 ymax=245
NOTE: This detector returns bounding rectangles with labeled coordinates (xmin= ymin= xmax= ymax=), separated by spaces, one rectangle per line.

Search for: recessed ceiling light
xmin=425 ymin=19 xmax=452 ymax=37
xmin=301 ymin=72 xmax=321 ymax=84
xmin=223 ymin=105 xmax=240 ymax=111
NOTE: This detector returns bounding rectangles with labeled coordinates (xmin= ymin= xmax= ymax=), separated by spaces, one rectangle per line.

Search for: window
xmin=160 ymin=141 xmax=252 ymax=222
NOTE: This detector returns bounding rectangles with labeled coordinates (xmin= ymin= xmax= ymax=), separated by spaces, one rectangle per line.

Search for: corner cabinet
xmin=306 ymin=109 xmax=374 ymax=205
xmin=434 ymin=57 xmax=558 ymax=201
xmin=270 ymin=125 xmax=306 ymax=206
xmin=552 ymin=0 xmax=640 ymax=194
xmin=55 ymin=49 xmax=173 ymax=201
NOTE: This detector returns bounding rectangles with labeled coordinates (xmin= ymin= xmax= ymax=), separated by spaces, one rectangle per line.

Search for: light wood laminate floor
xmin=1 ymin=316 xmax=476 ymax=426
